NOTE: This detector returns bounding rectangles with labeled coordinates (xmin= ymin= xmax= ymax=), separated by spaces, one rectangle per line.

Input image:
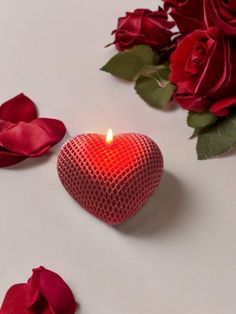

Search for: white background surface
xmin=0 ymin=1 xmax=236 ymax=313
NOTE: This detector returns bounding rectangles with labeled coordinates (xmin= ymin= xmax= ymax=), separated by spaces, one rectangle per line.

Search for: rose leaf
xmin=135 ymin=74 xmax=175 ymax=108
xmin=187 ymin=112 xmax=218 ymax=128
xmin=101 ymin=45 xmax=157 ymax=81
xmin=197 ymin=112 xmax=236 ymax=159
xmin=189 ymin=128 xmax=202 ymax=139
xmin=156 ymin=63 xmax=171 ymax=81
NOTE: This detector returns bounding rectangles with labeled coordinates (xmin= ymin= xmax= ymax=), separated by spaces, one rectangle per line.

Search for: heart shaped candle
xmin=57 ymin=130 xmax=163 ymax=225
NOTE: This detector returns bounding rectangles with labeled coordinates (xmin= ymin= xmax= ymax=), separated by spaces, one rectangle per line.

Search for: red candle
xmin=57 ymin=129 xmax=163 ymax=225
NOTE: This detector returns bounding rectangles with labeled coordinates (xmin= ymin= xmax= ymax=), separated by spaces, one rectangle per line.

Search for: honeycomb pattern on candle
xmin=57 ymin=133 xmax=163 ymax=225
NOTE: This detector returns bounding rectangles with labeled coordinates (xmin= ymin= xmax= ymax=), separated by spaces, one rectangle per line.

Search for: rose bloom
xmin=112 ymin=7 xmax=175 ymax=53
xmin=164 ymin=0 xmax=205 ymax=34
xmin=204 ymin=0 xmax=236 ymax=37
xmin=170 ymin=27 xmax=236 ymax=116
xmin=0 ymin=267 xmax=77 ymax=314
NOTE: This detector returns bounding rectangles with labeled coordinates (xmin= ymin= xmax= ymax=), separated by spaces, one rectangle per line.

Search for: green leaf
xmin=187 ymin=112 xmax=218 ymax=128
xmin=157 ymin=63 xmax=171 ymax=81
xmin=101 ymin=45 xmax=156 ymax=81
xmin=189 ymin=128 xmax=202 ymax=139
xmin=135 ymin=74 xmax=175 ymax=109
xmin=197 ymin=112 xmax=236 ymax=160
xmin=128 ymin=45 xmax=157 ymax=63
xmin=139 ymin=64 xmax=160 ymax=77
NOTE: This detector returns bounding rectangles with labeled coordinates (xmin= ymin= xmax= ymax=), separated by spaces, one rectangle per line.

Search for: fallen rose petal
xmin=0 ymin=267 xmax=78 ymax=314
xmin=0 ymin=120 xmax=14 ymax=133
xmin=29 ymin=145 xmax=52 ymax=157
xmin=0 ymin=283 xmax=32 ymax=314
xmin=29 ymin=296 xmax=52 ymax=314
xmin=0 ymin=150 xmax=27 ymax=167
xmin=0 ymin=119 xmax=66 ymax=157
xmin=0 ymin=94 xmax=66 ymax=167
xmin=30 ymin=267 xmax=77 ymax=314
xmin=31 ymin=118 xmax=66 ymax=145
xmin=0 ymin=283 xmax=51 ymax=314
xmin=0 ymin=122 xmax=55 ymax=156
xmin=0 ymin=93 xmax=37 ymax=123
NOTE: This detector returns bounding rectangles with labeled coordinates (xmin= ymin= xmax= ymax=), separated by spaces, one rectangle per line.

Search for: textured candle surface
xmin=57 ymin=133 xmax=163 ymax=225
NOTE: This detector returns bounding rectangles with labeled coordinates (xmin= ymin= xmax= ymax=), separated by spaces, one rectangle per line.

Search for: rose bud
xmin=0 ymin=266 xmax=78 ymax=314
xmin=112 ymin=7 xmax=175 ymax=53
xmin=164 ymin=0 xmax=205 ymax=34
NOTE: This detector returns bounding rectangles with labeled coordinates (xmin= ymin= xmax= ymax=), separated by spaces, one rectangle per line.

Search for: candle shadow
xmin=115 ymin=171 xmax=187 ymax=237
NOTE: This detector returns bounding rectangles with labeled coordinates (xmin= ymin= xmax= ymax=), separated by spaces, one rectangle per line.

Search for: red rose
xmin=0 ymin=93 xmax=66 ymax=167
xmin=0 ymin=266 xmax=77 ymax=314
xmin=164 ymin=0 xmax=205 ymax=34
xmin=205 ymin=0 xmax=236 ymax=37
xmin=112 ymin=7 xmax=175 ymax=53
xmin=170 ymin=28 xmax=236 ymax=116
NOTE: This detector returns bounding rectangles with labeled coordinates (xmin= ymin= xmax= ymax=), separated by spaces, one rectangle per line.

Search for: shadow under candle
xmin=115 ymin=171 xmax=187 ymax=237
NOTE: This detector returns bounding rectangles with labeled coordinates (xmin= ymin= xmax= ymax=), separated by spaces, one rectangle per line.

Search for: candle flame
xmin=106 ymin=128 xmax=113 ymax=144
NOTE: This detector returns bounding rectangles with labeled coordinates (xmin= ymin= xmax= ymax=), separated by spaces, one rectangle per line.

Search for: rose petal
xmin=113 ymin=7 xmax=174 ymax=52
xmin=171 ymin=12 xmax=205 ymax=34
xmin=0 ymin=119 xmax=66 ymax=156
xmin=204 ymin=0 xmax=236 ymax=37
xmin=117 ymin=10 xmax=144 ymax=34
xmin=31 ymin=118 xmax=66 ymax=145
xmin=0 ymin=122 xmax=53 ymax=155
xmin=175 ymin=93 xmax=211 ymax=112
xmin=0 ymin=283 xmax=32 ymax=314
xmin=0 ymin=283 xmax=52 ymax=314
xmin=0 ymin=120 xmax=14 ymax=133
xmin=210 ymin=95 xmax=236 ymax=116
xmin=0 ymin=150 xmax=27 ymax=168
xmin=29 ymin=295 xmax=52 ymax=314
xmin=30 ymin=267 xmax=77 ymax=314
xmin=0 ymin=267 xmax=77 ymax=314
xmin=170 ymin=30 xmax=209 ymax=83
xmin=0 ymin=94 xmax=37 ymax=123
xmin=194 ymin=30 xmax=230 ymax=97
xmin=164 ymin=0 xmax=205 ymax=34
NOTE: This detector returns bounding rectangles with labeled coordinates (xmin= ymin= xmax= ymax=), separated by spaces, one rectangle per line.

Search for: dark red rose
xmin=170 ymin=28 xmax=236 ymax=116
xmin=205 ymin=0 xmax=236 ymax=37
xmin=112 ymin=7 xmax=175 ymax=53
xmin=0 ymin=266 xmax=77 ymax=314
xmin=164 ymin=0 xmax=205 ymax=34
xmin=0 ymin=93 xmax=66 ymax=167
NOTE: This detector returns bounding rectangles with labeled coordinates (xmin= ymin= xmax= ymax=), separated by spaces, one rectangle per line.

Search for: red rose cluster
xmin=113 ymin=1 xmax=236 ymax=116
xmin=104 ymin=2 xmax=236 ymax=158
xmin=166 ymin=0 xmax=236 ymax=116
